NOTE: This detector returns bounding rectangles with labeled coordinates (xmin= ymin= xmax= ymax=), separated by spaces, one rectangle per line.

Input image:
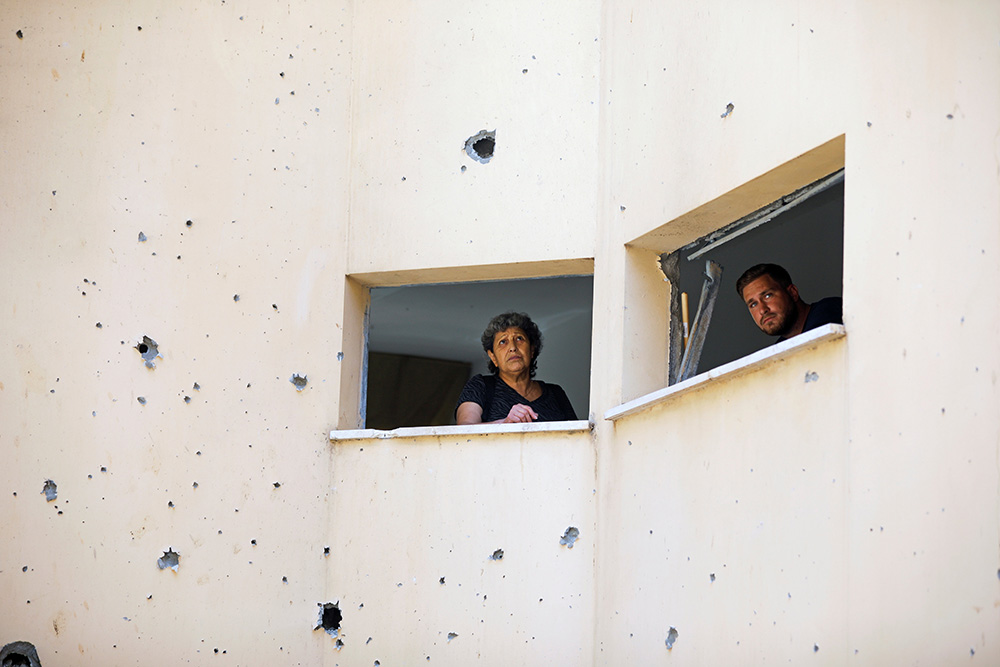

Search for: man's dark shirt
xmin=456 ymin=374 xmax=578 ymax=422
xmin=778 ymin=296 xmax=843 ymax=342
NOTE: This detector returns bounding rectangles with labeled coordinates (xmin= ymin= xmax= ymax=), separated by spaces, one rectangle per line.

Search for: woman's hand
xmin=503 ymin=403 xmax=538 ymax=423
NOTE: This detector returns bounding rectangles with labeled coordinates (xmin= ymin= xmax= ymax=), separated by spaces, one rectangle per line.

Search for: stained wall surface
xmin=2 ymin=1 xmax=999 ymax=666
xmin=0 ymin=2 xmax=355 ymax=665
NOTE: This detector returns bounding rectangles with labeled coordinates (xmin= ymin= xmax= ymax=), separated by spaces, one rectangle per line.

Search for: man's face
xmin=741 ymin=275 xmax=800 ymax=337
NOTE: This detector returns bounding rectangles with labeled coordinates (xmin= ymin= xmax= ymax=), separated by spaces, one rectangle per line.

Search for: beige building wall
xmin=2 ymin=2 xmax=998 ymax=666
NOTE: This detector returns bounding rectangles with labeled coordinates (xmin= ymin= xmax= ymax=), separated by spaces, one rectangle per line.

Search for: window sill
xmin=604 ymin=323 xmax=846 ymax=421
xmin=330 ymin=420 xmax=592 ymax=442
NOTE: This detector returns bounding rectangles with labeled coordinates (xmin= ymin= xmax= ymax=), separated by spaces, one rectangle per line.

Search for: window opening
xmin=662 ymin=170 xmax=844 ymax=383
xmin=365 ymin=275 xmax=593 ymax=429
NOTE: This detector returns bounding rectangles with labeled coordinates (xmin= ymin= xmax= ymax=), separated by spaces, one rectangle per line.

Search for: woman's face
xmin=487 ymin=326 xmax=533 ymax=376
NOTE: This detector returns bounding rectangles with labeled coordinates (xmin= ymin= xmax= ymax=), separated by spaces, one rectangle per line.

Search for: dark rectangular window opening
xmin=664 ymin=170 xmax=844 ymax=383
xmin=365 ymin=275 xmax=593 ymax=429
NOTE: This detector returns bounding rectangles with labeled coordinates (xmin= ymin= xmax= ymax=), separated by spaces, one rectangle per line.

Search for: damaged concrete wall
xmin=0 ymin=0 xmax=601 ymax=665
xmin=346 ymin=2 xmax=600 ymax=276
xmin=594 ymin=0 xmax=1000 ymax=664
xmin=2 ymin=0 xmax=999 ymax=666
xmin=0 ymin=1 xmax=354 ymax=664
xmin=325 ymin=431 xmax=595 ymax=664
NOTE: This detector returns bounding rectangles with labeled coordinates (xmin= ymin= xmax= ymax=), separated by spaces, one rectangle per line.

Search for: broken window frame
xmin=660 ymin=168 xmax=845 ymax=385
xmin=615 ymin=135 xmax=846 ymax=407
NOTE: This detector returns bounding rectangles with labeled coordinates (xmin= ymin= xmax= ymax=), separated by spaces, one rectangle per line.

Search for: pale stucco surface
xmin=2 ymin=1 xmax=998 ymax=666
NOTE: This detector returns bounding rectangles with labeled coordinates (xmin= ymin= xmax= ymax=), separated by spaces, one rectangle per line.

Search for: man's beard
xmin=762 ymin=304 xmax=798 ymax=337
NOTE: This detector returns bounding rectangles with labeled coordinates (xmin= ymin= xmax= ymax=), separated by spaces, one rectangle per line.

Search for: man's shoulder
xmin=806 ymin=296 xmax=843 ymax=329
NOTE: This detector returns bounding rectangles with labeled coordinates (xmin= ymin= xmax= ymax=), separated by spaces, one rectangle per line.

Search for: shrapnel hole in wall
xmin=464 ymin=129 xmax=496 ymax=163
xmin=0 ymin=640 xmax=42 ymax=667
xmin=135 ymin=336 xmax=159 ymax=368
xmin=316 ymin=602 xmax=343 ymax=637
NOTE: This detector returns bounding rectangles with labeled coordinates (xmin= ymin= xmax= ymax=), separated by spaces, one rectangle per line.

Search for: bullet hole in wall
xmin=233 ymin=294 xmax=240 ymax=302
xmin=560 ymin=526 xmax=580 ymax=548
xmin=721 ymin=102 xmax=735 ymax=118
xmin=290 ymin=374 xmax=308 ymax=391
xmin=447 ymin=633 xmax=458 ymax=642
xmin=489 ymin=548 xmax=504 ymax=561
xmin=135 ymin=336 xmax=159 ymax=368
xmin=316 ymin=602 xmax=342 ymax=637
xmin=137 ymin=396 xmax=147 ymax=405
xmin=324 ymin=546 xmax=330 ymax=556
xmin=464 ymin=130 xmax=496 ymax=164
xmin=665 ymin=627 xmax=679 ymax=649
xmin=15 ymin=30 xmax=24 ymax=40
xmin=185 ymin=219 xmax=192 ymax=227
xmin=0 ymin=640 xmax=42 ymax=667
xmin=41 ymin=480 xmax=57 ymax=502
xmin=157 ymin=548 xmax=180 ymax=571
xmin=138 ymin=231 xmax=147 ymax=242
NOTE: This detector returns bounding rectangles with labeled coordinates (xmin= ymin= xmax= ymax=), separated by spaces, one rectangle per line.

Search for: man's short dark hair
xmin=736 ymin=263 xmax=793 ymax=299
xmin=480 ymin=311 xmax=543 ymax=377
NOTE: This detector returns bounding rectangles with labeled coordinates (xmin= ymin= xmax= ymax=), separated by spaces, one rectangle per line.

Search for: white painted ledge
xmin=604 ymin=324 xmax=846 ymax=422
xmin=330 ymin=420 xmax=592 ymax=442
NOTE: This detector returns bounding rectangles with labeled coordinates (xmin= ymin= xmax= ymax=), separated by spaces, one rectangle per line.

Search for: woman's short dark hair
xmin=480 ymin=312 xmax=543 ymax=377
